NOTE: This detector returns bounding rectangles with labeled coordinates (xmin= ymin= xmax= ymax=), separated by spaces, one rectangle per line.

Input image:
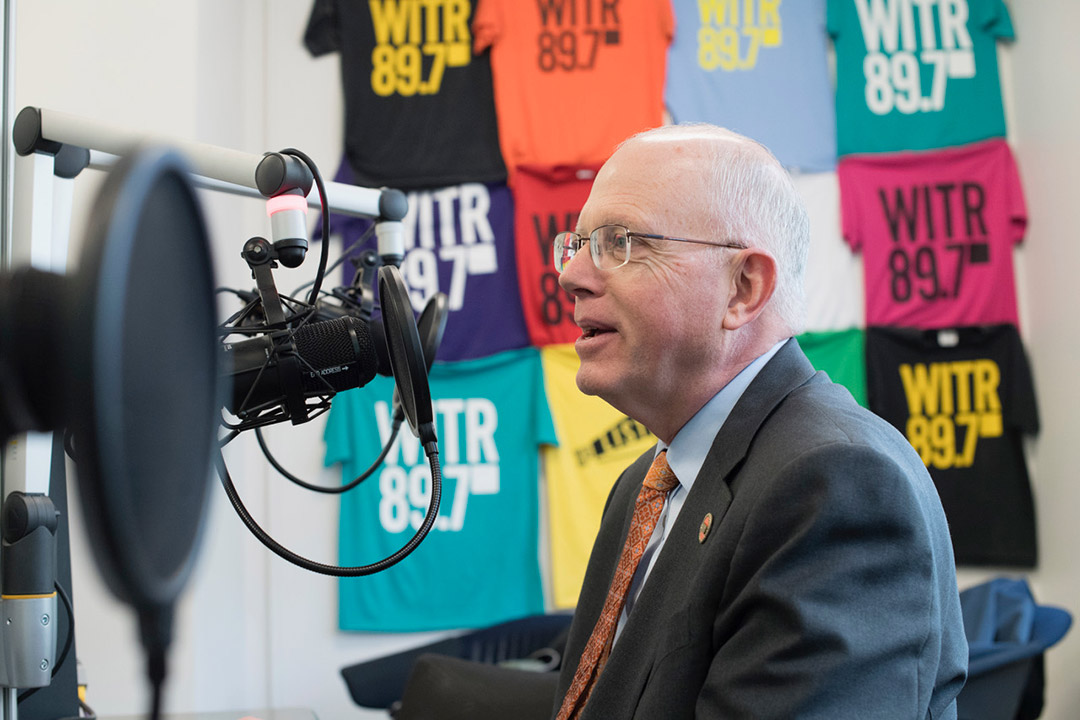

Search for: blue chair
xmin=957 ymin=578 xmax=1072 ymax=720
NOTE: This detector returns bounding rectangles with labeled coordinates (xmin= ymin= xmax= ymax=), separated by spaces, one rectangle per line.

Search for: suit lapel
xmin=698 ymin=338 xmax=818 ymax=486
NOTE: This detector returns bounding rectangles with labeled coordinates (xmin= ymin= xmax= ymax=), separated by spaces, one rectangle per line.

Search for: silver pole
xmin=1 ymin=0 xmax=15 ymax=268
xmin=0 ymin=4 xmax=17 ymax=715
xmin=33 ymin=108 xmax=388 ymax=218
xmin=2 ymin=686 xmax=16 ymax=720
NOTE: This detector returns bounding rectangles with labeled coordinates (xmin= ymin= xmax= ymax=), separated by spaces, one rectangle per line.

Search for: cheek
xmin=623 ymin=304 xmax=688 ymax=363
xmin=667 ymin=288 xmax=728 ymax=347
xmin=619 ymin=258 xmax=724 ymax=346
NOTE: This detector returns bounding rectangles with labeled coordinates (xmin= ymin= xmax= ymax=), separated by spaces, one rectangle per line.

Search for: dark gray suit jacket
xmin=554 ymin=339 xmax=968 ymax=719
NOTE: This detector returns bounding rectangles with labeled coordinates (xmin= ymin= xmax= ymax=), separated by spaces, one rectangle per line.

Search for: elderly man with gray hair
xmin=551 ymin=124 xmax=968 ymax=720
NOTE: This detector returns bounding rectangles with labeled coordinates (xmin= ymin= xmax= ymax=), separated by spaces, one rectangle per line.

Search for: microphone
xmin=230 ymin=289 xmax=389 ymax=376
xmin=312 ymin=292 xmax=448 ymax=379
xmin=222 ymin=265 xmax=444 ymax=434
xmin=223 ymin=315 xmax=379 ymax=417
xmin=311 ymin=300 xmax=394 ymax=376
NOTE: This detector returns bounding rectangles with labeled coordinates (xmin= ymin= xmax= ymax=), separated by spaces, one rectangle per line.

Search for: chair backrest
xmin=956 ymin=578 xmax=1072 ymax=720
xmin=395 ymin=654 xmax=561 ymax=720
xmin=340 ymin=612 xmax=574 ymax=709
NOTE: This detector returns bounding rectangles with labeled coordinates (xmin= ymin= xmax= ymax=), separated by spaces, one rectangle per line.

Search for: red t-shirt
xmin=513 ymin=164 xmax=600 ymax=346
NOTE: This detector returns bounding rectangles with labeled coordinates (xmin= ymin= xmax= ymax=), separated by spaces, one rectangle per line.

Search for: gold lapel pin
xmin=699 ymin=512 xmax=713 ymax=543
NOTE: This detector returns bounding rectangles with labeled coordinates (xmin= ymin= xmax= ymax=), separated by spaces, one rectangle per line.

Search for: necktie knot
xmin=643 ymin=450 xmax=679 ymax=495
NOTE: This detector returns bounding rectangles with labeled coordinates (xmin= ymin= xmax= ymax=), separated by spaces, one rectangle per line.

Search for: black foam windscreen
xmin=224 ymin=315 xmax=380 ymax=414
xmin=292 ymin=315 xmax=378 ymax=390
xmin=0 ymin=268 xmax=66 ymax=439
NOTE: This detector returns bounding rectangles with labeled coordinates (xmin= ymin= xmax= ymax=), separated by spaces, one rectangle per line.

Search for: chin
xmin=577 ymin=368 xmax=636 ymax=414
xmin=574 ymin=366 xmax=608 ymax=399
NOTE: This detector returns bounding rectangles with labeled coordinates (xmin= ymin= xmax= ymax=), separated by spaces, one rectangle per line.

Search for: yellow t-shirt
xmin=541 ymin=344 xmax=657 ymax=608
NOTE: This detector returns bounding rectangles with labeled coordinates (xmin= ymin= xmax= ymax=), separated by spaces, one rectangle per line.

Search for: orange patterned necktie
xmin=556 ymin=450 xmax=680 ymax=720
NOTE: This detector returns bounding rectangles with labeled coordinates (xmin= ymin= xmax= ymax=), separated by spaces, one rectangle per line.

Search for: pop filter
xmin=0 ymin=146 xmax=220 ymax=687
xmin=70 ymin=147 xmax=219 ymax=625
xmin=378 ymin=266 xmax=436 ymax=445
xmin=417 ymin=292 xmax=449 ymax=368
xmin=388 ymin=292 xmax=447 ymax=424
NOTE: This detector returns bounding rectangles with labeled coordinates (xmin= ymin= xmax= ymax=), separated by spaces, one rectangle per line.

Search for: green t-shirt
xmin=797 ymin=328 xmax=868 ymax=407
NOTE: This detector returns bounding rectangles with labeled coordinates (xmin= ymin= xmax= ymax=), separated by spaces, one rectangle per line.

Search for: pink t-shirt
xmin=839 ymin=139 xmax=1027 ymax=329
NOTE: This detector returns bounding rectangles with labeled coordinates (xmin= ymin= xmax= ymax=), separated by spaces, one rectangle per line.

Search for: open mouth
xmin=581 ymin=326 xmax=614 ymax=339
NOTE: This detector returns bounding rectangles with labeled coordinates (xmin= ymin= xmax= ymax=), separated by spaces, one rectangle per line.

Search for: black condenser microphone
xmin=224 ymin=315 xmax=379 ymax=416
xmin=311 ymin=300 xmax=393 ymax=377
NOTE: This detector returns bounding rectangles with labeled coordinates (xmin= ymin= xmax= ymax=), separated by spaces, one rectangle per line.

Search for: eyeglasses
xmin=553 ymin=225 xmax=746 ymax=273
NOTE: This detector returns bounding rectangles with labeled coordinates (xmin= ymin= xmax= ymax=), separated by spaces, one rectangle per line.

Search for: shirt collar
xmin=657 ymin=339 xmax=788 ymax=493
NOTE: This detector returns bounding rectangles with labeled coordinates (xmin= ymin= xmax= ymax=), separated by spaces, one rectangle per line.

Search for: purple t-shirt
xmin=318 ymin=159 xmax=529 ymax=362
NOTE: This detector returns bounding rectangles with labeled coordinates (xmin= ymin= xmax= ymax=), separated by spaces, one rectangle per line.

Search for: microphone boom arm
xmin=13 ymin=106 xmax=408 ymax=221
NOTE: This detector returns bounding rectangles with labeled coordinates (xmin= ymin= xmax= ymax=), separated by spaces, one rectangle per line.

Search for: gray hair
xmin=624 ymin=124 xmax=810 ymax=334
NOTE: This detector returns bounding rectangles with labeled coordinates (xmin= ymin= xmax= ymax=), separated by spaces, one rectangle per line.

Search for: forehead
xmin=579 ymin=138 xmax=711 ymax=234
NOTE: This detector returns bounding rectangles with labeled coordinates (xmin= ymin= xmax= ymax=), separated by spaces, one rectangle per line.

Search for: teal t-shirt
xmin=828 ymin=0 xmax=1014 ymax=156
xmin=325 ymin=347 xmax=556 ymax=631
xmin=797 ymin=328 xmax=868 ymax=407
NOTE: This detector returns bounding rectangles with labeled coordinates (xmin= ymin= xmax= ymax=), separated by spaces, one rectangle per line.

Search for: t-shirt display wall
xmin=306 ymin=0 xmax=1034 ymax=633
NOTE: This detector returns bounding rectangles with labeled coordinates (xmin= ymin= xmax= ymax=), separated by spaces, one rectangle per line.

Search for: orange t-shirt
xmin=474 ymin=0 xmax=674 ymax=177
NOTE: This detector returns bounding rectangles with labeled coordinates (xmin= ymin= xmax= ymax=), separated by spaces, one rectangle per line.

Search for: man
xmin=550 ymin=125 xmax=968 ymax=719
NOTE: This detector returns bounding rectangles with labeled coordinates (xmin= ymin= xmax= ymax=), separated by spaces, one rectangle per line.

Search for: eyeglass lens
xmin=554 ymin=226 xmax=631 ymax=273
xmin=593 ymin=226 xmax=629 ymax=269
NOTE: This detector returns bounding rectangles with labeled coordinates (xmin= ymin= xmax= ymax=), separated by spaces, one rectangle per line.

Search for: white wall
xmin=6 ymin=1 xmax=1079 ymax=719
xmin=10 ymin=2 xmax=416 ymax=718
xmin=996 ymin=2 xmax=1080 ymax=717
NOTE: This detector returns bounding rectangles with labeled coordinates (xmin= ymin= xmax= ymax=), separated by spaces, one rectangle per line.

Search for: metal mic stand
xmin=0 ymin=106 xmax=408 ymax=720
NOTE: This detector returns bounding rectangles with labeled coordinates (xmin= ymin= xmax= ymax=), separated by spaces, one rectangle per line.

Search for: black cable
xmin=224 ymin=285 xmax=336 ymax=428
xmin=254 ymin=416 xmax=401 ymax=494
xmin=278 ymin=148 xmax=330 ymax=307
xmin=55 ymin=583 xmax=74 ymax=675
xmin=226 ymin=306 xmax=320 ymax=424
xmin=214 ymin=286 xmax=247 ymax=297
xmin=217 ymin=290 xmax=265 ymax=329
xmin=216 ymin=442 xmax=441 ymax=576
xmin=218 ymin=289 xmax=316 ymax=336
xmin=291 ymin=224 xmax=377 ymax=298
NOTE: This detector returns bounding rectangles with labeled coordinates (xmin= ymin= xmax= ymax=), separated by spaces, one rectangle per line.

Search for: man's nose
xmin=558 ymin=246 xmax=601 ymax=297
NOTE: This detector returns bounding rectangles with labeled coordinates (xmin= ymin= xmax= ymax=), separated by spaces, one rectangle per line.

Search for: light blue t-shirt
xmin=325 ymin=347 xmax=556 ymax=632
xmin=665 ymin=0 xmax=836 ymax=172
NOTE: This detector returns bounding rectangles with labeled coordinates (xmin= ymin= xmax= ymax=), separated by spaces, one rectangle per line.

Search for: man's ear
xmin=723 ymin=249 xmax=777 ymax=330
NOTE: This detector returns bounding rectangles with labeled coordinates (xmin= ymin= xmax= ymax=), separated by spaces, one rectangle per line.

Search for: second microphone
xmin=223 ymin=315 xmax=381 ymax=418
